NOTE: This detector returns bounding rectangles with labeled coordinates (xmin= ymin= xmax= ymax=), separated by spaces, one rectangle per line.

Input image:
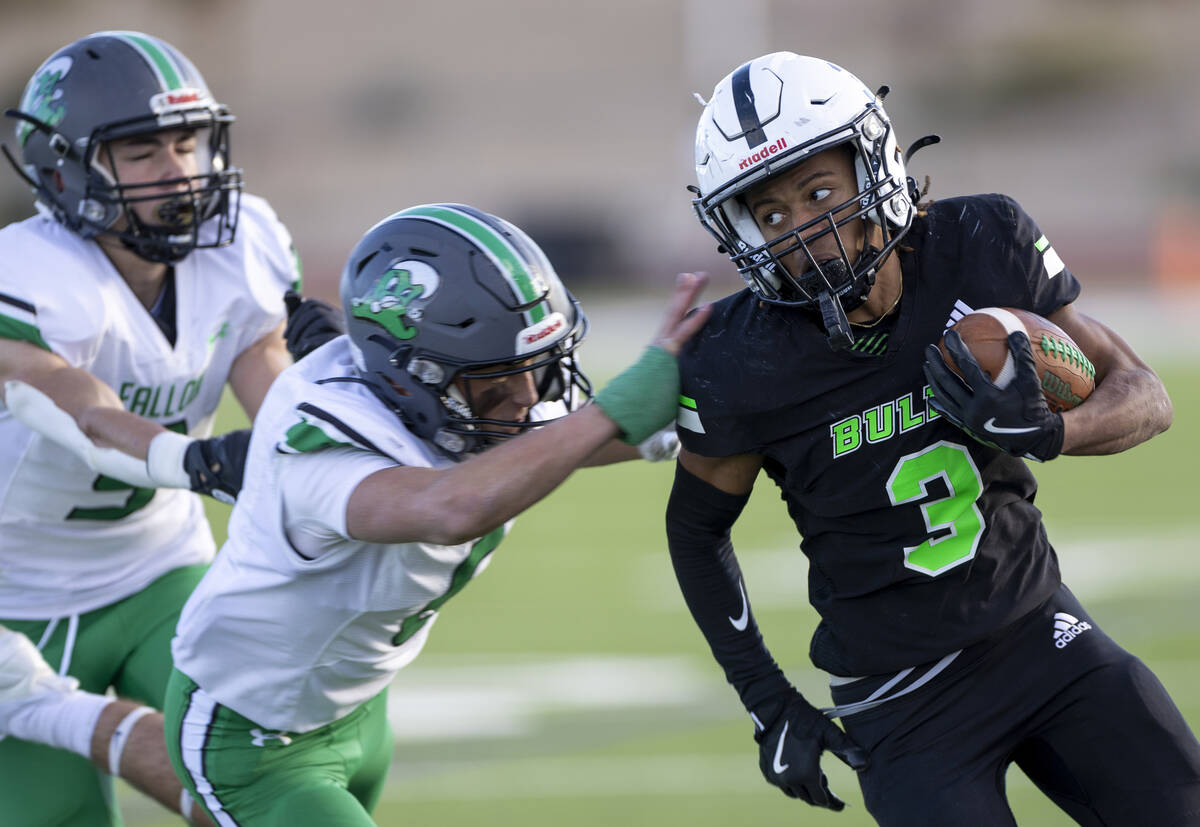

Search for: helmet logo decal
xmin=350 ymin=259 xmax=439 ymax=340
xmin=516 ymin=312 xmax=567 ymax=355
xmin=149 ymin=88 xmax=212 ymax=114
xmin=737 ymin=136 xmax=787 ymax=171
xmin=18 ymin=56 xmax=73 ymax=146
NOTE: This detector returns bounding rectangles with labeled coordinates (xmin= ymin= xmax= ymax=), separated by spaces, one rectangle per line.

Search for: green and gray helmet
xmin=2 ymin=31 xmax=241 ymax=263
xmin=339 ymin=204 xmax=592 ymax=456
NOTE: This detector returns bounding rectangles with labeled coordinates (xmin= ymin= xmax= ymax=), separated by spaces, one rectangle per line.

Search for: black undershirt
xmin=148 ymin=267 xmax=177 ymax=347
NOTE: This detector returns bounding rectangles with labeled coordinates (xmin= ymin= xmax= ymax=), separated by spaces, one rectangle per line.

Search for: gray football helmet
xmin=3 ymin=31 xmax=241 ymax=263
xmin=340 ymin=204 xmax=592 ymax=456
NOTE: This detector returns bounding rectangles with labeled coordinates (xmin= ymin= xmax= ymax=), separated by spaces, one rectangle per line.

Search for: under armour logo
xmin=249 ymin=727 xmax=293 ymax=747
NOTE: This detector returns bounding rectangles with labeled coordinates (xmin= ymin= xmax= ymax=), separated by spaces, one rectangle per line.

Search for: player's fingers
xmin=658 ymin=302 xmax=713 ymax=356
xmin=922 ymin=360 xmax=969 ymax=410
xmin=803 ymin=771 xmax=845 ymax=811
xmin=283 ymin=289 xmax=302 ymax=315
xmin=820 ymin=784 xmax=847 ymax=812
xmin=942 ymin=330 xmax=989 ymax=387
xmin=819 ymin=717 xmax=870 ymax=775
xmin=830 ymin=742 xmax=870 ymax=771
xmin=1006 ymin=331 xmax=1041 ymax=385
xmin=653 ymin=272 xmax=708 ymax=336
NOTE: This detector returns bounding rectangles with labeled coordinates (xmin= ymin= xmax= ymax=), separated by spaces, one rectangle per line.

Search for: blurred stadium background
xmin=3 ymin=1 xmax=1198 ymax=824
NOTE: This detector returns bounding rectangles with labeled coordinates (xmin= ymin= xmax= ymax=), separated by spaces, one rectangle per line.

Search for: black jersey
xmin=677 ymin=194 xmax=1082 ymax=677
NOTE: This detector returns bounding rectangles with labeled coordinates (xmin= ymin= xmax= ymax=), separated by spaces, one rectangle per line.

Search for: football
xmin=939 ymin=307 xmax=1096 ymax=412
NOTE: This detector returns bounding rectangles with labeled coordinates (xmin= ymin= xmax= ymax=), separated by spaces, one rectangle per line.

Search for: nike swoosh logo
xmin=728 ymin=582 xmax=749 ymax=631
xmin=773 ymin=721 xmax=791 ymax=773
xmin=983 ymin=417 xmax=1039 ymax=435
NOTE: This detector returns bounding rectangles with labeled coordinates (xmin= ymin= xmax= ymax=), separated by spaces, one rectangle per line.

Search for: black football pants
xmin=835 ymin=585 xmax=1200 ymax=826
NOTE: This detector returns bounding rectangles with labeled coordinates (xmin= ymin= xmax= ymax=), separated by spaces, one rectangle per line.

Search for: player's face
xmin=456 ymin=358 xmax=541 ymax=434
xmin=97 ymin=128 xmax=204 ymax=228
xmin=743 ymin=145 xmax=866 ymax=281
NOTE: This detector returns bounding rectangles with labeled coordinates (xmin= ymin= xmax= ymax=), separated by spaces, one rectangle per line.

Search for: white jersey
xmin=0 ymin=195 xmax=296 ymax=618
xmin=172 ymin=338 xmax=555 ymax=733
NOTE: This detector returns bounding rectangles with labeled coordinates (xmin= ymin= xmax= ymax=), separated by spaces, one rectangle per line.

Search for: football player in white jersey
xmin=0 ymin=204 xmax=709 ymax=825
xmin=0 ymin=31 xmax=300 ymax=825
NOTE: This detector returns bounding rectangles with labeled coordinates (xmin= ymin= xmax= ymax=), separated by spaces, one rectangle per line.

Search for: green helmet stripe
xmin=398 ymin=205 xmax=548 ymax=324
xmin=110 ymin=32 xmax=184 ymax=90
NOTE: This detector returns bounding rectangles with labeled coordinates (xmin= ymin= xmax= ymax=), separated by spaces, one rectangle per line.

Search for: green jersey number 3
xmin=886 ymin=441 xmax=985 ymax=576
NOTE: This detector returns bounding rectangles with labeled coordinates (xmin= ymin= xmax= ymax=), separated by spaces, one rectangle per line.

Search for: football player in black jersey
xmin=667 ymin=51 xmax=1200 ymax=825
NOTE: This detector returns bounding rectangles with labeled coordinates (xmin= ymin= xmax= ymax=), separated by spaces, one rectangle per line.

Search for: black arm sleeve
xmin=666 ymin=462 xmax=793 ymax=711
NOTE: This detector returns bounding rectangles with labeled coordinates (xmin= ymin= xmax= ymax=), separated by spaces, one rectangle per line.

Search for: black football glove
xmin=182 ymin=429 xmax=252 ymax=505
xmin=922 ymin=329 xmax=1064 ymax=462
xmin=752 ymin=690 xmax=869 ymax=810
xmin=283 ymin=289 xmax=345 ymax=361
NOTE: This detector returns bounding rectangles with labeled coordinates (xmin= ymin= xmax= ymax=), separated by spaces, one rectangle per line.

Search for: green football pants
xmin=165 ymin=669 xmax=393 ymax=826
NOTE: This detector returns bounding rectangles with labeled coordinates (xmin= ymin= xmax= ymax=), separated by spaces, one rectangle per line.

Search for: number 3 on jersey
xmin=886 ymin=441 xmax=985 ymax=576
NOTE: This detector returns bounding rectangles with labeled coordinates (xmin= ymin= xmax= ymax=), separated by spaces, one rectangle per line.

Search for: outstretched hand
xmin=591 ymin=273 xmax=711 ymax=446
xmin=651 ymin=272 xmax=712 ymax=356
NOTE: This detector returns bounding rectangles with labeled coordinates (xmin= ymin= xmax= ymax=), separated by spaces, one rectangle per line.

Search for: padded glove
xmin=636 ymin=425 xmax=680 ymax=462
xmin=180 ymin=430 xmax=252 ymax=505
xmin=283 ymin=289 xmax=345 ymax=361
xmin=923 ymin=329 xmax=1064 ymax=461
xmin=752 ymin=690 xmax=869 ymax=810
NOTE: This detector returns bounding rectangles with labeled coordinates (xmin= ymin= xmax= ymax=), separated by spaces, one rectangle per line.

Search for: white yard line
xmin=631 ymin=526 xmax=1200 ymax=610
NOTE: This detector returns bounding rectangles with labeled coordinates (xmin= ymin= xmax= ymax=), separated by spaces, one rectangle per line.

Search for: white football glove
xmin=636 ymin=425 xmax=681 ymax=462
xmin=3 ymin=380 xmax=191 ymax=488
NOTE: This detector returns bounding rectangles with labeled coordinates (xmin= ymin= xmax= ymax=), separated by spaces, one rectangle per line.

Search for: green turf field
xmin=123 ymin=351 xmax=1199 ymax=827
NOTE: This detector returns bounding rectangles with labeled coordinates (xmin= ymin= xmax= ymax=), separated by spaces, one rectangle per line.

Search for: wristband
xmin=592 ymin=346 xmax=679 ymax=445
xmin=146 ymin=431 xmax=194 ymax=488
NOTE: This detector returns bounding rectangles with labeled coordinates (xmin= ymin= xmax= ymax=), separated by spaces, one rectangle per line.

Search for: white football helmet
xmin=693 ymin=52 xmax=920 ymax=346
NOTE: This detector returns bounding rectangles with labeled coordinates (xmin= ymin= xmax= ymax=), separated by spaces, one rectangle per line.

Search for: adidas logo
xmin=945 ymin=299 xmax=974 ymax=330
xmin=1052 ymin=612 xmax=1092 ymax=649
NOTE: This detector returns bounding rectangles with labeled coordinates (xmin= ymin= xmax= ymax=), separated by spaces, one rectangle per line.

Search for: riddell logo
xmin=150 ymin=88 xmax=209 ymax=114
xmin=1052 ymin=612 xmax=1092 ymax=649
xmin=522 ymin=316 xmax=563 ymax=346
xmin=737 ymin=137 xmax=788 ymax=170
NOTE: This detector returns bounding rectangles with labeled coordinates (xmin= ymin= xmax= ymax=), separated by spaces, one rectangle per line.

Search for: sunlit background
xmin=3 ymin=2 xmax=1199 ymax=825
xmin=4 ymin=0 xmax=1200 ymax=297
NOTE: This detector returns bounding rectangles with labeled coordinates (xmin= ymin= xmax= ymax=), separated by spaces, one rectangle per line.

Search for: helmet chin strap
xmin=818 ymin=290 xmax=854 ymax=351
xmin=813 ymin=258 xmax=855 ymax=351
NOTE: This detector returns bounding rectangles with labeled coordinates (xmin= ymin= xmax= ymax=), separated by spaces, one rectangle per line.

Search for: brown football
xmin=938 ymin=307 xmax=1096 ymax=412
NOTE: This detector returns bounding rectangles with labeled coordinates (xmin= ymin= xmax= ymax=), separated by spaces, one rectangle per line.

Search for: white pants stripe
xmin=178 ymin=686 xmax=240 ymax=827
